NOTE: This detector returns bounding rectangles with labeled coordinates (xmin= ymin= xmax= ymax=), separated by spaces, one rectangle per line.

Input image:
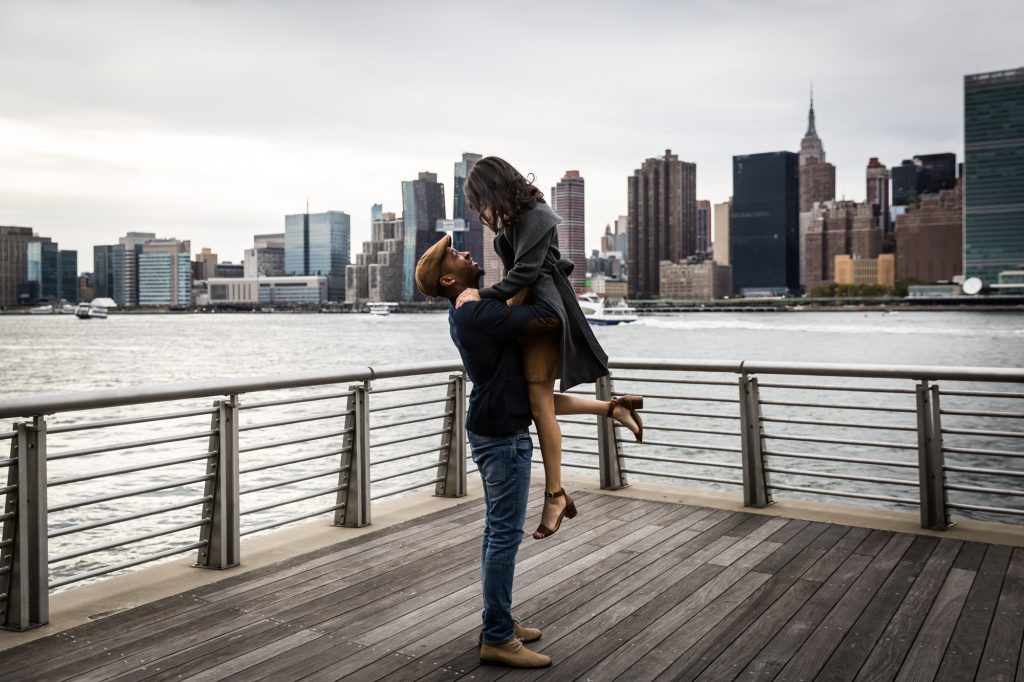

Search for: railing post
xmin=596 ymin=375 xmax=628 ymax=490
xmin=916 ymin=381 xmax=951 ymax=530
xmin=336 ymin=382 xmax=371 ymax=527
xmin=739 ymin=375 xmax=773 ymax=508
xmin=435 ymin=373 xmax=467 ymax=498
xmin=1 ymin=416 xmax=49 ymax=631
xmin=196 ymin=396 xmax=240 ymax=569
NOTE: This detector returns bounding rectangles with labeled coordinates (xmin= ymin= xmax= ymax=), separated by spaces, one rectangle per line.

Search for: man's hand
xmin=455 ymin=288 xmax=480 ymax=309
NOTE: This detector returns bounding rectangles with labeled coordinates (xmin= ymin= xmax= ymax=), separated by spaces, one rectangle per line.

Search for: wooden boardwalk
xmin=3 ymin=490 xmax=1022 ymax=681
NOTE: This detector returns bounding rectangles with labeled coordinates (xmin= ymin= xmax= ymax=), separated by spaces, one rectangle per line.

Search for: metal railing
xmin=0 ymin=358 xmax=1021 ymax=632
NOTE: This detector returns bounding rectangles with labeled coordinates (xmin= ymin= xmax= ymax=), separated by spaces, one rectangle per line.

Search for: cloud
xmin=1 ymin=0 xmax=1021 ymax=271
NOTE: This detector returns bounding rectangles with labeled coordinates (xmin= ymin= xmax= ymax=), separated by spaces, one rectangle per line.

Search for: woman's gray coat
xmin=477 ymin=201 xmax=609 ymax=392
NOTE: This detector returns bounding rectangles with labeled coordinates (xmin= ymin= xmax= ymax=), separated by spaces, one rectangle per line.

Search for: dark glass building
xmin=892 ymin=154 xmax=958 ymax=206
xmin=452 ymin=153 xmax=484 ymax=268
xmin=730 ymin=152 xmax=800 ymax=295
xmin=285 ymin=211 xmax=351 ymax=301
xmin=25 ymin=239 xmax=59 ymax=302
xmin=964 ymin=67 xmax=1024 ymax=286
xmin=401 ymin=172 xmax=446 ymax=301
xmin=93 ymin=244 xmax=115 ymax=298
xmin=59 ymin=250 xmax=78 ymax=302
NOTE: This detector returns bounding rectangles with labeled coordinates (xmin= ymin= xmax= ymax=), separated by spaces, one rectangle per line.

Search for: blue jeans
xmin=469 ymin=431 xmax=533 ymax=645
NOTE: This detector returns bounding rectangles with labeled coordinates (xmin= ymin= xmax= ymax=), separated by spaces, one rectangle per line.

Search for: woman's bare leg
xmin=553 ymin=394 xmax=641 ymax=435
xmin=528 ymin=380 xmax=567 ymax=534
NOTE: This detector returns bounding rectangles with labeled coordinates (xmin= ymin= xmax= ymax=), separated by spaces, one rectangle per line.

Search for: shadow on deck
xmin=2 ymin=490 xmax=1022 ymax=681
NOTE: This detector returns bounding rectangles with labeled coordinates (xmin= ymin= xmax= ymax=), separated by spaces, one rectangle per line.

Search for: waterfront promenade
xmin=2 ymin=479 xmax=1022 ymax=681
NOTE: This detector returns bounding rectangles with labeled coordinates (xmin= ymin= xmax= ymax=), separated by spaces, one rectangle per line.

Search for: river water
xmin=0 ymin=310 xmax=1021 ymax=590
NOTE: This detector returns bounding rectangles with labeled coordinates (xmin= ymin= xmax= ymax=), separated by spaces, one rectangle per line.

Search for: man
xmin=415 ymin=234 xmax=555 ymax=668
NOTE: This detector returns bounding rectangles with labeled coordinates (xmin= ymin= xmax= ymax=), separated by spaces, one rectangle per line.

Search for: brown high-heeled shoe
xmin=608 ymin=395 xmax=644 ymax=443
xmin=533 ymin=488 xmax=577 ymax=539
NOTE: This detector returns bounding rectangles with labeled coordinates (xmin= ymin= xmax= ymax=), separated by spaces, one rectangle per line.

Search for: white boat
xmin=61 ymin=303 xmax=76 ymax=314
xmin=75 ymin=297 xmax=115 ymax=319
xmin=29 ymin=304 xmax=53 ymax=315
xmin=577 ymin=293 xmax=639 ymax=326
xmin=368 ymin=302 xmax=397 ymax=316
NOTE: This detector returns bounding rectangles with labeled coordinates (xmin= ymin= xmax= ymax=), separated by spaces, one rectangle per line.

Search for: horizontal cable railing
xmin=0 ymin=358 xmax=1021 ymax=632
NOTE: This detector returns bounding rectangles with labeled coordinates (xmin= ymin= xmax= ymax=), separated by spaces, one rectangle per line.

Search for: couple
xmin=414 ymin=156 xmax=644 ymax=668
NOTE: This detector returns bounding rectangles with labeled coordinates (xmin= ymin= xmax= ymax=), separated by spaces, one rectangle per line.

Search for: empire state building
xmin=798 ymin=89 xmax=836 ymax=212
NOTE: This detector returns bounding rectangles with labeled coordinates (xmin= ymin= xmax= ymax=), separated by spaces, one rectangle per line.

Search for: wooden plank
xmin=182 ymin=628 xmax=324 ymax=682
xmin=375 ymin=508 xmax=724 ymax=682
xmin=6 ymin=606 xmax=258 ymax=682
xmin=935 ymin=543 xmax=1012 ymax=680
xmin=706 ymin=517 xmax=787 ymax=566
xmin=679 ymin=526 xmax=868 ymax=681
xmin=297 ymin=505 xmax=679 ymax=681
xmin=570 ymin=540 xmax=782 ymax=681
xmin=77 ymin=619 xmax=280 ymax=682
xmin=773 ymin=533 xmax=915 ymax=682
xmin=853 ymin=528 xmax=894 ymax=557
xmin=238 ymin=494 xmax=628 ymax=619
xmin=765 ymin=518 xmax=811 ymax=544
xmin=976 ymin=547 xmax=1024 ymax=682
xmin=951 ymin=540 xmax=987 ymax=571
xmin=617 ymin=572 xmax=771 ymax=681
xmin=816 ymin=543 xmax=933 ymax=681
xmin=651 ymin=521 xmax=836 ymax=681
xmin=379 ymin=511 xmax=751 ymax=681
xmin=217 ymin=633 xmax=344 ymax=682
xmin=740 ymin=553 xmax=873 ymax=679
xmin=493 ymin=531 xmax=767 ymax=681
xmin=895 ymin=567 xmax=976 ymax=681
xmin=852 ymin=539 xmax=963 ymax=682
xmin=305 ymin=497 xmax=642 ymax=639
xmin=1 ymin=594 xmax=211 ymax=673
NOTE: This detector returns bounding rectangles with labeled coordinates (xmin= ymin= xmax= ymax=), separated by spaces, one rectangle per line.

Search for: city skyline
xmin=1 ymin=1 xmax=1022 ymax=273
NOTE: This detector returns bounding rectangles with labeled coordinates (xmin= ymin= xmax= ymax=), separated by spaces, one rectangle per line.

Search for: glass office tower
xmin=284 ymin=211 xmax=351 ymax=301
xmin=964 ymin=67 xmax=1024 ymax=287
xmin=59 ymin=250 xmax=77 ymax=302
xmin=26 ymin=240 xmax=60 ymax=302
xmin=730 ymin=151 xmax=800 ymax=295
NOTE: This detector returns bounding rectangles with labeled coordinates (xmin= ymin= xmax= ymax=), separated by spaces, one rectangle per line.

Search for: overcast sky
xmin=2 ymin=0 xmax=1021 ymax=272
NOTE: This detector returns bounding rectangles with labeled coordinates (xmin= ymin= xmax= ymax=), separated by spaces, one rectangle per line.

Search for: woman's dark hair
xmin=464 ymin=156 xmax=545 ymax=233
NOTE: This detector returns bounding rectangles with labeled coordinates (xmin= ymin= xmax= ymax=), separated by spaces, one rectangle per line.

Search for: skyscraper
xmin=695 ymin=200 xmax=712 ymax=255
xmin=892 ymin=154 xmax=958 ymax=206
xmin=92 ymin=244 xmax=115 ymax=299
xmin=453 ymin=153 xmax=485 ymax=268
xmin=713 ymin=200 xmax=731 ymax=266
xmin=896 ymin=183 xmax=963 ymax=283
xmin=401 ymin=172 xmax=446 ymax=301
xmin=552 ymin=170 xmax=587 ymax=292
xmin=25 ymin=239 xmax=59 ymax=303
xmin=627 ymin=150 xmax=698 ymax=298
xmin=798 ymin=90 xmax=836 ymax=212
xmin=866 ymin=158 xmax=891 ymax=234
xmin=59 ymin=250 xmax=78 ymax=302
xmin=731 ymin=152 xmax=800 ymax=295
xmin=113 ymin=232 xmax=156 ymax=307
xmin=285 ymin=211 xmax=351 ymax=301
xmin=964 ymin=67 xmax=1024 ymax=286
xmin=0 ymin=226 xmax=35 ymax=307
xmin=803 ymin=200 xmax=881 ymax=287
xmin=139 ymin=239 xmax=192 ymax=306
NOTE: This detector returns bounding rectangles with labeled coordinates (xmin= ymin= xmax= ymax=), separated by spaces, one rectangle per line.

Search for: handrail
xmin=0 ymin=360 xmax=461 ymax=419
xmin=3 ymin=358 xmax=1022 ymax=419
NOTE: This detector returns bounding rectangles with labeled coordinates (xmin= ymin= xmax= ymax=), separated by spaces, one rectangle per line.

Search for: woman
xmin=458 ymin=156 xmax=644 ymax=539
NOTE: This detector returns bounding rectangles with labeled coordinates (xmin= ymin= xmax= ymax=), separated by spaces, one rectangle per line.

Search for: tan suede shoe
xmin=515 ymin=622 xmax=541 ymax=643
xmin=479 ymin=638 xmax=552 ymax=668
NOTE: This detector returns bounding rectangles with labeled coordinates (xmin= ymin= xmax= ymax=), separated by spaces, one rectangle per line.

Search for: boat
xmin=577 ymin=293 xmax=639 ymax=326
xmin=29 ymin=304 xmax=53 ymax=315
xmin=61 ymin=303 xmax=76 ymax=314
xmin=75 ymin=297 xmax=116 ymax=319
xmin=368 ymin=302 xmax=397 ymax=316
